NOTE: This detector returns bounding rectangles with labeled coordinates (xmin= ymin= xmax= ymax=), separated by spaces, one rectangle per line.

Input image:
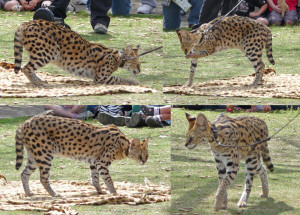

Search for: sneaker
xmin=11 ymin=3 xmax=24 ymax=11
xmin=98 ymin=112 xmax=127 ymax=126
xmin=66 ymin=3 xmax=76 ymax=13
xmin=125 ymin=113 xmax=144 ymax=128
xmin=145 ymin=116 xmax=163 ymax=128
xmin=137 ymin=4 xmax=155 ymax=14
xmin=33 ymin=7 xmax=55 ymax=22
xmin=77 ymin=0 xmax=87 ymax=5
xmin=77 ymin=111 xmax=91 ymax=120
xmin=94 ymin=23 xmax=108 ymax=34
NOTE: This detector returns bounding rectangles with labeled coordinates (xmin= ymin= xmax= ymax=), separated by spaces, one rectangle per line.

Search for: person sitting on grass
xmin=44 ymin=105 xmax=98 ymax=120
xmin=98 ymin=105 xmax=171 ymax=128
xmin=267 ymin=0 xmax=299 ymax=25
xmin=235 ymin=0 xmax=269 ymax=25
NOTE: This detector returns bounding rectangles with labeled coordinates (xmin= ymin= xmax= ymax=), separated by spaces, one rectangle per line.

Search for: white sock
xmin=153 ymin=107 xmax=160 ymax=116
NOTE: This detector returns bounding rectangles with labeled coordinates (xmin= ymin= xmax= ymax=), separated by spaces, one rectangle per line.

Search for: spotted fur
xmin=13 ymin=20 xmax=141 ymax=86
xmin=176 ymin=16 xmax=275 ymax=86
xmin=185 ymin=113 xmax=274 ymax=211
xmin=16 ymin=115 xmax=149 ymax=197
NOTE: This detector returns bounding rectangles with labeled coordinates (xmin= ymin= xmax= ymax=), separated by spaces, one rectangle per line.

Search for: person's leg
xmin=44 ymin=105 xmax=76 ymax=118
xmin=220 ymin=0 xmax=238 ymax=16
xmin=51 ymin=0 xmax=70 ymax=20
xmin=141 ymin=105 xmax=171 ymax=116
xmin=256 ymin=17 xmax=269 ymax=25
xmin=3 ymin=0 xmax=20 ymax=11
xmin=284 ymin=10 xmax=298 ymax=25
xmin=160 ymin=113 xmax=171 ymax=121
xmin=188 ymin=0 xmax=203 ymax=27
xmin=112 ymin=0 xmax=131 ymax=16
xmin=90 ymin=0 xmax=112 ymax=30
xmin=163 ymin=1 xmax=181 ymax=30
xmin=141 ymin=0 xmax=156 ymax=8
xmin=193 ymin=0 xmax=222 ymax=29
xmin=69 ymin=105 xmax=86 ymax=114
xmin=137 ymin=0 xmax=156 ymax=14
xmin=268 ymin=10 xmax=282 ymax=26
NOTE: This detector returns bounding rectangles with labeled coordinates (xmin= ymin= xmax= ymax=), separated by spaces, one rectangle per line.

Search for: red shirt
xmin=269 ymin=0 xmax=297 ymax=11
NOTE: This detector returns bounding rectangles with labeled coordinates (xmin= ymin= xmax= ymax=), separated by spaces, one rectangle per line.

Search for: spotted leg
xmin=90 ymin=164 xmax=103 ymax=194
xmin=215 ymin=155 xmax=239 ymax=212
xmin=214 ymin=154 xmax=228 ymax=210
xmin=21 ymin=157 xmax=37 ymax=196
xmin=187 ymin=58 xmax=197 ymax=87
xmin=95 ymin=160 xmax=116 ymax=194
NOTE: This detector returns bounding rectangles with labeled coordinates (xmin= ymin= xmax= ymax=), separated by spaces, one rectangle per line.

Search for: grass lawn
xmin=171 ymin=107 xmax=300 ymax=215
xmin=0 ymin=115 xmax=171 ymax=215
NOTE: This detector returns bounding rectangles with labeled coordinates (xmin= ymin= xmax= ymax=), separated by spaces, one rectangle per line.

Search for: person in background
xmin=267 ymin=0 xmax=299 ymax=25
xmin=44 ymin=105 xmax=98 ymax=120
xmin=92 ymin=0 xmax=156 ymax=34
xmin=163 ymin=0 xmax=204 ymax=30
xmin=192 ymin=0 xmax=238 ymax=29
xmin=235 ymin=0 xmax=269 ymax=25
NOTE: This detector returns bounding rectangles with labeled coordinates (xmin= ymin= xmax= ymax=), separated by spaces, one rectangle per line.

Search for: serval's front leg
xmin=215 ymin=155 xmax=239 ymax=212
xmin=214 ymin=154 xmax=228 ymax=210
xmin=187 ymin=59 xmax=197 ymax=87
xmin=95 ymin=160 xmax=116 ymax=194
xmin=94 ymin=72 xmax=139 ymax=85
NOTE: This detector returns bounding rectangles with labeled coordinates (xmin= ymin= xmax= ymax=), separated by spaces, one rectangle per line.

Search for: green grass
xmin=171 ymin=107 xmax=300 ymax=215
xmin=0 ymin=116 xmax=171 ymax=215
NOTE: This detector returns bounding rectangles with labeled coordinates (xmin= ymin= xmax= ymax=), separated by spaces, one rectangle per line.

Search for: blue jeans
xmin=112 ymin=0 xmax=131 ymax=16
xmin=163 ymin=0 xmax=203 ymax=30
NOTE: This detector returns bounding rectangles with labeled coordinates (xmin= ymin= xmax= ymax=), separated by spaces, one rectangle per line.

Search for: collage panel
xmin=0 ymin=1 xmax=164 ymax=104
xmin=171 ymin=105 xmax=300 ymax=214
xmin=0 ymin=105 xmax=171 ymax=214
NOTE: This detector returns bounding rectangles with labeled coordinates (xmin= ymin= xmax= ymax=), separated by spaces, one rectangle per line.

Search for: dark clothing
xmin=235 ymin=0 xmax=268 ymax=18
xmin=194 ymin=0 xmax=238 ymax=28
xmin=90 ymin=0 xmax=112 ymax=29
xmin=51 ymin=0 xmax=70 ymax=19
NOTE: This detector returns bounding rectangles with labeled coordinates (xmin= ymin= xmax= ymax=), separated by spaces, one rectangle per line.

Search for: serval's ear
xmin=141 ymin=137 xmax=150 ymax=149
xmin=195 ymin=113 xmax=209 ymax=132
xmin=132 ymin=45 xmax=140 ymax=55
xmin=124 ymin=45 xmax=133 ymax=55
xmin=186 ymin=112 xmax=196 ymax=130
xmin=176 ymin=29 xmax=190 ymax=43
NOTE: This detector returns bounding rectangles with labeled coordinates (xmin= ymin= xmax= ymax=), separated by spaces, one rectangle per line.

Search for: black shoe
xmin=145 ymin=116 xmax=163 ymax=128
xmin=125 ymin=113 xmax=144 ymax=128
xmin=33 ymin=7 xmax=71 ymax=29
xmin=97 ymin=112 xmax=127 ymax=126
xmin=33 ymin=7 xmax=55 ymax=22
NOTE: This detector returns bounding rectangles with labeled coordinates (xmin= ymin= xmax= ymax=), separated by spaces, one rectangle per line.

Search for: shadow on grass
xmin=227 ymin=198 xmax=294 ymax=215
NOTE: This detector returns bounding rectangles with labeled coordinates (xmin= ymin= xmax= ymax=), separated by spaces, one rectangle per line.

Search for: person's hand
xmin=163 ymin=0 xmax=171 ymax=6
xmin=20 ymin=1 xmax=34 ymax=10
xmin=28 ymin=0 xmax=38 ymax=8
xmin=249 ymin=12 xmax=260 ymax=17
xmin=262 ymin=105 xmax=271 ymax=112
xmin=273 ymin=5 xmax=282 ymax=13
